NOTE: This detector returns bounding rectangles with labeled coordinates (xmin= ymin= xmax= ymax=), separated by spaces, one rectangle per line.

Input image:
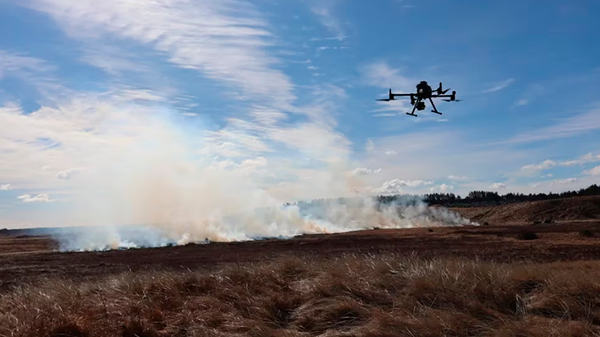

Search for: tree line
xmin=378 ymin=184 xmax=600 ymax=207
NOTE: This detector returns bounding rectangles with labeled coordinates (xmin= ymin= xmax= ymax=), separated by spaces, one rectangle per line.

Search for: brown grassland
xmin=3 ymin=253 xmax=600 ymax=336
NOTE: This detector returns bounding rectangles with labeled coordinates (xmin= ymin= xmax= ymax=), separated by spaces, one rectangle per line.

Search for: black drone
xmin=376 ymin=81 xmax=461 ymax=117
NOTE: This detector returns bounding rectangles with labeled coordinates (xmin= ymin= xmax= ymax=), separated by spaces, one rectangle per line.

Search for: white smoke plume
xmin=4 ymin=100 xmax=476 ymax=251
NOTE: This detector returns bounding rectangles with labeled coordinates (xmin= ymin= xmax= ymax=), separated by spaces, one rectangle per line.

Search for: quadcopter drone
xmin=376 ymin=81 xmax=461 ymax=117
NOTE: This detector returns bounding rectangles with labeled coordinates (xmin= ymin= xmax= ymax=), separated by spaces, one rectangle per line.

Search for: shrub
xmin=518 ymin=231 xmax=538 ymax=241
xmin=483 ymin=222 xmax=490 ymax=226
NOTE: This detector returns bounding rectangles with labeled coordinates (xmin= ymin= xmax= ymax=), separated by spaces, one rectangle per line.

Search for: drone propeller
xmin=376 ymin=88 xmax=395 ymax=102
xmin=443 ymin=99 xmax=463 ymax=102
xmin=436 ymin=82 xmax=452 ymax=95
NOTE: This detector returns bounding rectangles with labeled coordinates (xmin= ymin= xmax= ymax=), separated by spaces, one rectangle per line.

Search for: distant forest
xmin=378 ymin=184 xmax=600 ymax=208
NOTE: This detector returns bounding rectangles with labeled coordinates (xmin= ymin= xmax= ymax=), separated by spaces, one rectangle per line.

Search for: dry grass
xmin=2 ymin=253 xmax=600 ymax=336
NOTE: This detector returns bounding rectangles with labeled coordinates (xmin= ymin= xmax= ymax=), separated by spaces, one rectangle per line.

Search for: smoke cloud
xmin=9 ymin=100 xmax=476 ymax=251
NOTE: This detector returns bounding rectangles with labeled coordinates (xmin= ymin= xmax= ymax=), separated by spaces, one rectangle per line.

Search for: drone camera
xmin=416 ymin=102 xmax=426 ymax=110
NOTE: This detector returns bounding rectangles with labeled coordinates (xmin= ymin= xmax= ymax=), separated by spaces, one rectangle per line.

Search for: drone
xmin=376 ymin=81 xmax=461 ymax=117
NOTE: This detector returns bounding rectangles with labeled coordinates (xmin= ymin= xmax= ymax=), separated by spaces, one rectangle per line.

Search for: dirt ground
xmin=2 ymin=220 xmax=600 ymax=292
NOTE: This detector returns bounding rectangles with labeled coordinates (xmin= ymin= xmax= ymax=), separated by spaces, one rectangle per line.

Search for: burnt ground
xmin=2 ymin=220 xmax=600 ymax=291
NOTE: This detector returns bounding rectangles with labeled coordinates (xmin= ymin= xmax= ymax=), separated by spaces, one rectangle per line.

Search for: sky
xmin=1 ymin=0 xmax=600 ymax=228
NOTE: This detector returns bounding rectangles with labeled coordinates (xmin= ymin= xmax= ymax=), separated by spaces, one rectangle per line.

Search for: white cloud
xmin=0 ymin=50 xmax=55 ymax=80
xmin=56 ymin=168 xmax=84 ymax=180
xmin=530 ymin=183 xmax=540 ymax=189
xmin=209 ymin=157 xmax=269 ymax=176
xmin=431 ymin=184 xmax=454 ymax=193
xmin=585 ymin=165 xmax=600 ymax=176
xmin=375 ymin=179 xmax=434 ymax=194
xmin=365 ymin=139 xmax=375 ymax=151
xmin=508 ymin=105 xmax=600 ymax=143
xmin=79 ymin=44 xmax=149 ymax=76
xmin=489 ymin=183 xmax=506 ymax=189
xmin=114 ymin=89 xmax=167 ymax=103
xmin=23 ymin=0 xmax=296 ymax=111
xmin=515 ymin=99 xmax=528 ymax=106
xmin=372 ymin=113 xmax=398 ymax=117
xmin=361 ymin=61 xmax=412 ymax=89
xmin=439 ymin=184 xmax=454 ymax=193
xmin=561 ymin=152 xmax=600 ymax=166
xmin=482 ymin=78 xmax=515 ymax=93
xmin=238 ymin=157 xmax=268 ymax=173
xmin=0 ymin=184 xmax=14 ymax=191
xmin=17 ymin=194 xmax=56 ymax=203
xmin=513 ymin=83 xmax=544 ymax=108
xmin=309 ymin=0 xmax=344 ymax=37
xmin=0 ymin=50 xmax=61 ymax=95
xmin=447 ymin=175 xmax=467 ymax=181
xmin=554 ymin=178 xmax=578 ymax=185
xmin=385 ymin=150 xmax=397 ymax=156
xmin=521 ymin=159 xmax=557 ymax=171
xmin=352 ymin=168 xmax=382 ymax=176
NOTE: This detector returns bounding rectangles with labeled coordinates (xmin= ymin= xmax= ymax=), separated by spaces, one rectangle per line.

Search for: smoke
xmin=56 ymin=198 xmax=476 ymax=251
xmin=35 ymin=101 xmax=477 ymax=252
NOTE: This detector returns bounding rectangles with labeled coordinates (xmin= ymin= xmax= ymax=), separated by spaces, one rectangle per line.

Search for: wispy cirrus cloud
xmin=361 ymin=61 xmax=413 ymax=90
xmin=482 ymin=78 xmax=515 ymax=93
xmin=507 ymin=104 xmax=600 ymax=143
xmin=553 ymin=178 xmax=578 ymax=185
xmin=561 ymin=152 xmax=600 ymax=166
xmin=308 ymin=0 xmax=345 ymax=38
xmin=22 ymin=0 xmax=296 ymax=111
xmin=521 ymin=159 xmax=557 ymax=172
xmin=0 ymin=50 xmax=62 ymax=95
xmin=0 ymin=184 xmax=14 ymax=191
xmin=17 ymin=194 xmax=56 ymax=203
xmin=513 ymin=83 xmax=545 ymax=107
xmin=0 ymin=50 xmax=55 ymax=80
xmin=56 ymin=167 xmax=84 ymax=180
xmin=352 ymin=168 xmax=382 ymax=176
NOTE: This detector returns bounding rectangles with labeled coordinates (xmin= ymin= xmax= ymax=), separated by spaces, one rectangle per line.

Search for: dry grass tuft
xmin=2 ymin=254 xmax=600 ymax=336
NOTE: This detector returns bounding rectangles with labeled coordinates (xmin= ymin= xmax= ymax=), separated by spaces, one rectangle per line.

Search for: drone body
xmin=376 ymin=81 xmax=461 ymax=117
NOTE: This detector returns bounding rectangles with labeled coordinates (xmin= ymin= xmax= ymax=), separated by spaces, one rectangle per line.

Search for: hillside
xmin=451 ymin=195 xmax=600 ymax=224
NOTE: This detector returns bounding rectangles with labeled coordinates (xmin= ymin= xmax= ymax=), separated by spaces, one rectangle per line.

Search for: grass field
xmin=3 ymin=253 xmax=600 ymax=337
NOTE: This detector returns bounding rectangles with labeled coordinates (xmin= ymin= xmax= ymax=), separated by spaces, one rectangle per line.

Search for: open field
xmin=450 ymin=195 xmax=600 ymax=224
xmin=4 ymin=252 xmax=600 ymax=336
xmin=2 ymin=220 xmax=600 ymax=290
xmin=2 ymin=198 xmax=600 ymax=336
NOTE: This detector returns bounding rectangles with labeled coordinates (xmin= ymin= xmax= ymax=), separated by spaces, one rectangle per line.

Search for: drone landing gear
xmin=407 ymin=99 xmax=420 ymax=117
xmin=429 ymin=98 xmax=443 ymax=115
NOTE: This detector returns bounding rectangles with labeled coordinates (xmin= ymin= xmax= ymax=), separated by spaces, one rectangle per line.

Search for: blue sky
xmin=0 ymin=0 xmax=599 ymax=228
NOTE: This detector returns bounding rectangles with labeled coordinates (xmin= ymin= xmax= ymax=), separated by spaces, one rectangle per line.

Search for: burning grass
xmin=2 ymin=254 xmax=600 ymax=336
